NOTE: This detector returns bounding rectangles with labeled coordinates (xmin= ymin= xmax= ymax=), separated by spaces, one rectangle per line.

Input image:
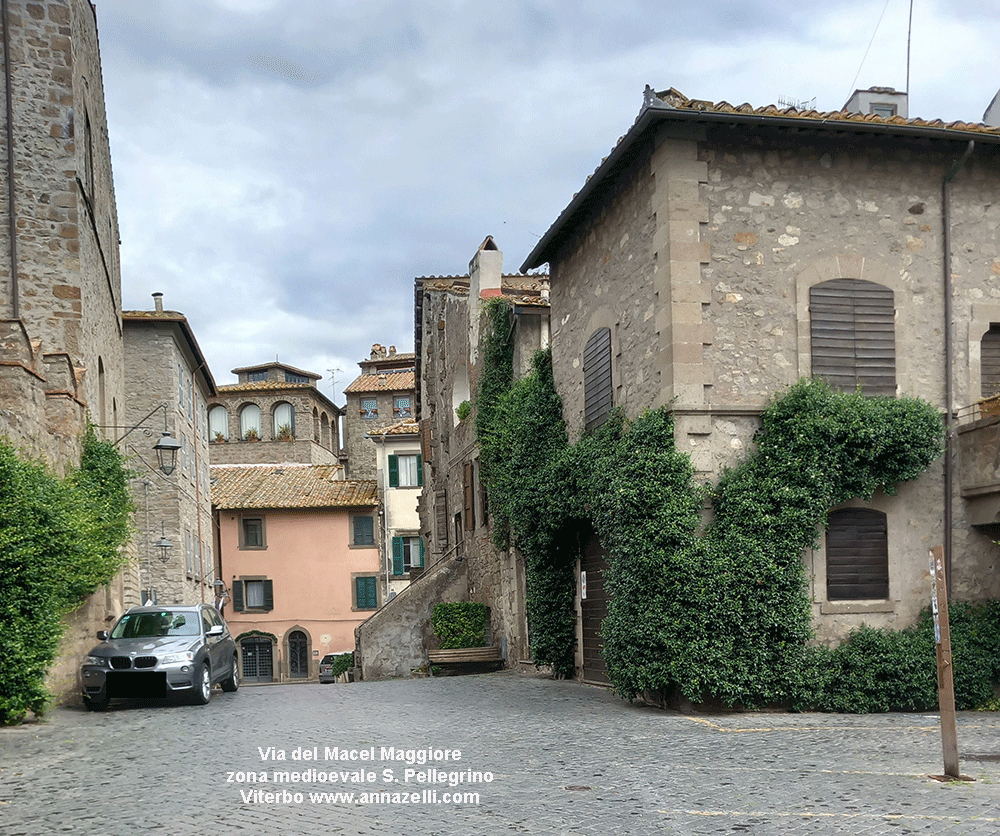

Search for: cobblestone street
xmin=2 ymin=671 xmax=1000 ymax=835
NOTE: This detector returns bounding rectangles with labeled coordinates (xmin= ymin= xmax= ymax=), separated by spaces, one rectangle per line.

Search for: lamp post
xmin=112 ymin=402 xmax=181 ymax=477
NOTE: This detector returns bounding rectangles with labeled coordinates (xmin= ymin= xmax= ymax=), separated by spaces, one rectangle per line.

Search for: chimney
xmin=842 ymin=86 xmax=908 ymax=119
xmin=469 ymin=235 xmax=502 ymax=301
xmin=468 ymin=237 xmax=503 ymax=366
xmin=389 ymin=346 xmax=396 ymax=356
xmin=152 ymin=292 xmax=164 ymax=313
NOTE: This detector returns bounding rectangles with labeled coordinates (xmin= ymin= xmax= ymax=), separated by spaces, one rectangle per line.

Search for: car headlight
xmin=159 ymin=651 xmax=195 ymax=665
xmin=83 ymin=656 xmax=106 ymax=667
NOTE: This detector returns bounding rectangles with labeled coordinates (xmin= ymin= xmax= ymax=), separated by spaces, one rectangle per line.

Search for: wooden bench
xmin=427 ymin=646 xmax=502 ymax=674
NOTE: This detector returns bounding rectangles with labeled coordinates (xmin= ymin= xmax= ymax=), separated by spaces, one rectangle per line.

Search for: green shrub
xmin=455 ymin=400 xmax=471 ymax=422
xmin=329 ymin=652 xmax=355 ymax=678
xmin=0 ymin=428 xmax=134 ymax=724
xmin=431 ymin=602 xmax=489 ymax=649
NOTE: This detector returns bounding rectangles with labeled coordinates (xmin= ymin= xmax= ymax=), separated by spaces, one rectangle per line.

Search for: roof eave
xmin=520 ymin=103 xmax=1000 ymax=272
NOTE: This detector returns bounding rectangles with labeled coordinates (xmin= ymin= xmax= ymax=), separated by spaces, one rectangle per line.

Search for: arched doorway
xmin=288 ymin=630 xmax=309 ymax=679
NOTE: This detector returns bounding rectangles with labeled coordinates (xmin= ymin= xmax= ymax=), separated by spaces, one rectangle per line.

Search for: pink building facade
xmin=212 ymin=465 xmax=379 ymax=682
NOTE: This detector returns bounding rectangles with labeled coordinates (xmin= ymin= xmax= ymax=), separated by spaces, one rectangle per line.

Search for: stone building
xmin=355 ymin=237 xmax=549 ymax=679
xmin=207 ymin=361 xmax=342 ymax=467
xmin=342 ymin=344 xmax=415 ymax=479
xmin=122 ymin=292 xmax=217 ymax=607
xmin=519 ymin=85 xmax=1000 ymax=674
xmin=0 ymin=0 xmax=130 ymax=700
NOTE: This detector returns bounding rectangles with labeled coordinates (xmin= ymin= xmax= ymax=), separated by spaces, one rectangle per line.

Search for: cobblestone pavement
xmin=2 ymin=671 xmax=1000 ymax=835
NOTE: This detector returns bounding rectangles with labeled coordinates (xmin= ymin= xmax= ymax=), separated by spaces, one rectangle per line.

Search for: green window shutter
xmin=388 ymin=455 xmax=399 ymax=487
xmin=418 ymin=537 xmax=425 ymax=567
xmin=416 ymin=454 xmax=423 ymax=487
xmin=392 ymin=537 xmax=404 ymax=575
xmin=356 ymin=576 xmax=377 ymax=608
xmin=263 ymin=579 xmax=274 ymax=611
xmin=232 ymin=581 xmax=244 ymax=612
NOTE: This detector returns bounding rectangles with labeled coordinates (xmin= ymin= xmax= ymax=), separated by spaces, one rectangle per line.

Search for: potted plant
xmin=213 ymin=431 xmax=227 ymax=443
xmin=276 ymin=423 xmax=294 ymax=441
xmin=243 ymin=427 xmax=260 ymax=442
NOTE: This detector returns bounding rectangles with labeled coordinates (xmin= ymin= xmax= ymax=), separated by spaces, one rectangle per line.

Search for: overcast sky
xmin=91 ymin=0 xmax=997 ymax=402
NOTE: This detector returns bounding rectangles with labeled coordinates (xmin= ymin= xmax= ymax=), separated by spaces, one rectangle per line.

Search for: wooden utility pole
xmin=929 ymin=545 xmax=960 ymax=779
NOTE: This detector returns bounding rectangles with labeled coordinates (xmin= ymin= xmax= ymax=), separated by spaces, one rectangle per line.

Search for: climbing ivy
xmin=0 ymin=426 xmax=135 ymax=724
xmin=473 ymin=298 xmax=951 ymax=708
xmin=475 ymin=299 xmax=577 ymax=675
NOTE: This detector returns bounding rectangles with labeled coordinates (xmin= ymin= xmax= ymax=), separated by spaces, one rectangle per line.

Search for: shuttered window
xmin=810 ymin=279 xmax=895 ymax=397
xmin=826 ymin=508 xmax=889 ymax=600
xmin=982 ymin=326 xmax=1000 ymax=399
xmin=352 ymin=515 xmax=375 ymax=546
xmin=435 ymin=490 xmax=449 ymax=548
xmin=233 ymin=578 xmax=273 ymax=611
xmin=463 ymin=461 xmax=475 ymax=531
xmin=391 ymin=536 xmax=424 ymax=575
xmin=355 ymin=576 xmax=378 ymax=609
xmin=584 ymin=328 xmax=613 ymax=431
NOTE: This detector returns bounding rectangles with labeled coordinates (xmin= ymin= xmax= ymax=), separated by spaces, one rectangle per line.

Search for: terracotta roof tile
xmin=217 ymin=380 xmax=314 ymax=393
xmin=366 ymin=419 xmax=419 ymax=437
xmin=343 ymin=369 xmax=415 ymax=394
xmin=211 ymin=464 xmax=375 ymax=509
xmin=652 ymin=86 xmax=1000 ymax=138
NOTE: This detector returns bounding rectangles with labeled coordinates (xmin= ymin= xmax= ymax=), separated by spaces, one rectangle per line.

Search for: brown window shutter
xmin=421 ymin=418 xmax=434 ymax=464
xmin=810 ymin=279 xmax=895 ymax=397
xmin=584 ymin=328 xmax=613 ymax=431
xmin=435 ymin=489 xmax=449 ymax=547
xmin=826 ymin=508 xmax=889 ymax=600
xmin=463 ymin=461 xmax=475 ymax=531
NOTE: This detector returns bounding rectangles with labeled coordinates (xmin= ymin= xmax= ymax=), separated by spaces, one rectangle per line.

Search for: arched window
xmin=240 ymin=404 xmax=261 ymax=440
xmin=583 ymin=328 xmax=613 ymax=431
xmin=273 ymin=402 xmax=294 ymax=439
xmin=810 ymin=279 xmax=895 ymax=396
xmin=981 ymin=325 xmax=1000 ymax=399
xmin=826 ymin=508 xmax=889 ymax=600
xmin=208 ymin=405 xmax=229 ymax=441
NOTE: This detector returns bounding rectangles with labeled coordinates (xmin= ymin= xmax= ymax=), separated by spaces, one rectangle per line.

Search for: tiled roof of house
xmin=217 ymin=380 xmax=314 ymax=393
xmin=651 ymin=86 xmax=1000 ymax=137
xmin=522 ymin=85 xmax=1000 ymax=271
xmin=344 ymin=369 xmax=415 ymax=394
xmin=211 ymin=464 xmax=374 ymax=509
xmin=366 ymin=419 xmax=419 ymax=437
xmin=414 ymin=275 xmax=550 ymax=308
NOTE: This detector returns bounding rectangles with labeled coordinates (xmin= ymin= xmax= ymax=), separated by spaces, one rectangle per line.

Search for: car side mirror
xmin=207 ymin=625 xmax=224 ymax=637
xmin=97 ymin=630 xmax=109 ymax=641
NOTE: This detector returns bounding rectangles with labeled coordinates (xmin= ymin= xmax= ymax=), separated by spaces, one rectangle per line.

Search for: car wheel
xmin=83 ymin=695 xmax=109 ymax=712
xmin=192 ymin=663 xmax=212 ymax=705
xmin=220 ymin=655 xmax=239 ymax=693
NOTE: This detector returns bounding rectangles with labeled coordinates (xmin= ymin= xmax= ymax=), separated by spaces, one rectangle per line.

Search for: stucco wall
xmin=220 ymin=506 xmax=380 ymax=670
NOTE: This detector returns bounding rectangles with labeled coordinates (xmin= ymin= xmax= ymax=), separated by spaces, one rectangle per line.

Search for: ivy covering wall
xmin=0 ymin=427 xmax=134 ymax=724
xmin=471 ymin=297 xmax=996 ymax=711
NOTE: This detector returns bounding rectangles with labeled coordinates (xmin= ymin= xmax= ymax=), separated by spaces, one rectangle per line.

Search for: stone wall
xmin=123 ymin=321 xmax=215 ymax=607
xmin=355 ymin=554 xmax=468 ymax=680
xmin=0 ymin=1 xmax=130 ymax=703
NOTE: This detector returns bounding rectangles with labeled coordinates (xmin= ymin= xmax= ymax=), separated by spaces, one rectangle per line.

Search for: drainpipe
xmin=942 ymin=140 xmax=975 ymax=595
xmin=2 ymin=0 xmax=18 ymax=319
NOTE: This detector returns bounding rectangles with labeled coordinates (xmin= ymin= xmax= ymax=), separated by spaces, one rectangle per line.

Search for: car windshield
xmin=321 ymin=655 xmax=335 ymax=664
xmin=110 ymin=611 xmax=200 ymax=639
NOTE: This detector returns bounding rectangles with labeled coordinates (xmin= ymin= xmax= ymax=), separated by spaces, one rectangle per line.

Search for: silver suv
xmin=81 ymin=604 xmax=238 ymax=710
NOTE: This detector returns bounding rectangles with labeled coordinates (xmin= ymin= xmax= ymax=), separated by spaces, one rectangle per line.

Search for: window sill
xmin=819 ymin=600 xmax=895 ymax=615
